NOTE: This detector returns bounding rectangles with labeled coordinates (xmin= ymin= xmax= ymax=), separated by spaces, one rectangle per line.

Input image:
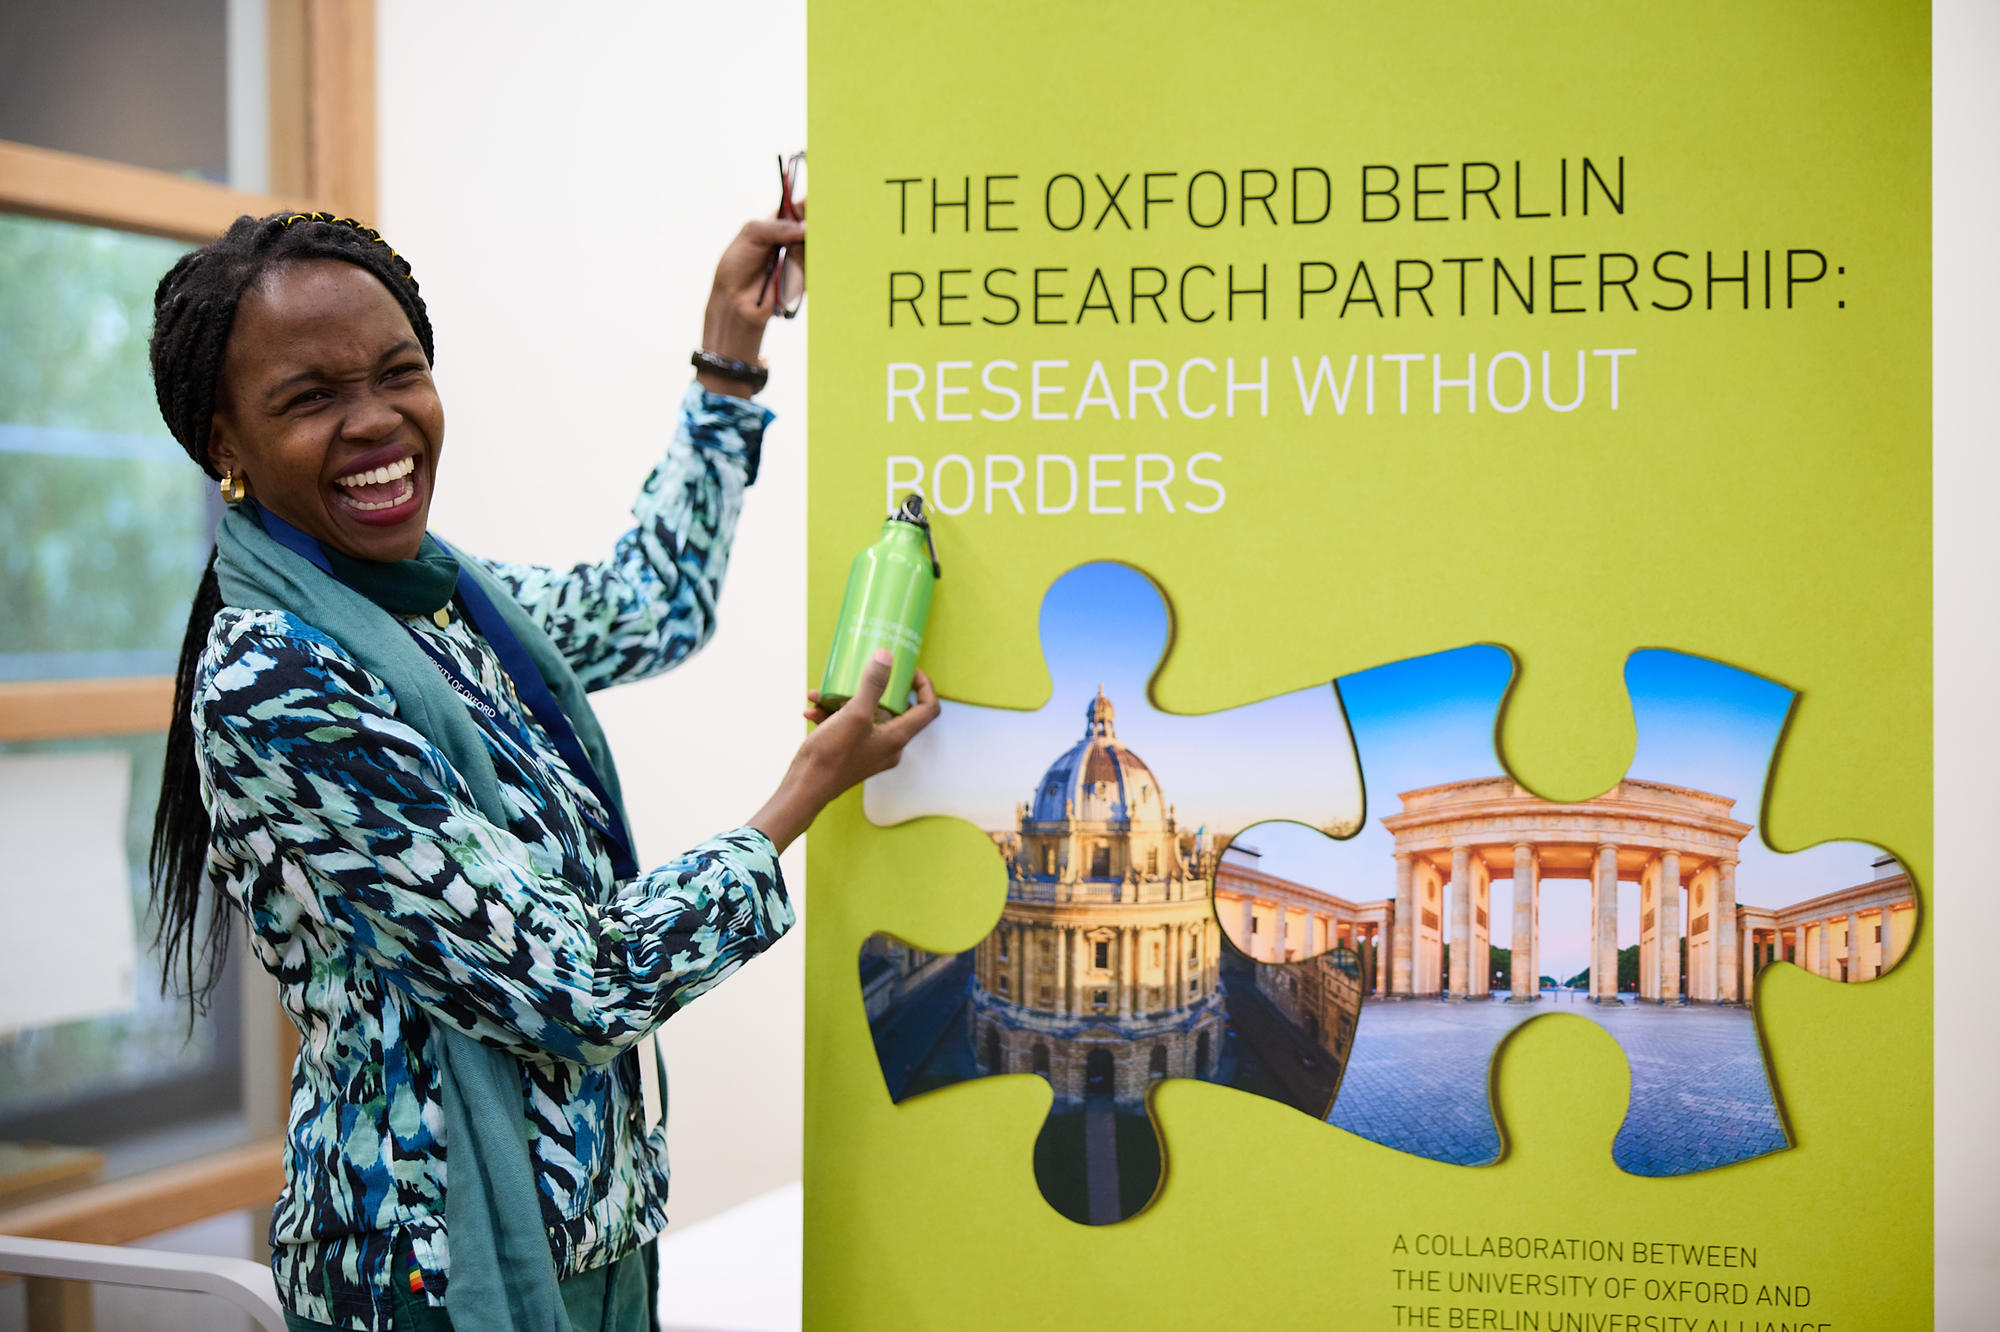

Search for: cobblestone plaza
xmin=1329 ymin=996 xmax=1788 ymax=1175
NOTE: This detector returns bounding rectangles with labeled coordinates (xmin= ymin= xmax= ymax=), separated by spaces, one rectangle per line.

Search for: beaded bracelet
xmin=691 ymin=349 xmax=769 ymax=391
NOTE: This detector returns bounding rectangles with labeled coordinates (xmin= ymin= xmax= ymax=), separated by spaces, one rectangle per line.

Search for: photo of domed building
xmin=860 ymin=686 xmax=1365 ymax=1224
xmin=971 ymin=688 xmax=1228 ymax=1111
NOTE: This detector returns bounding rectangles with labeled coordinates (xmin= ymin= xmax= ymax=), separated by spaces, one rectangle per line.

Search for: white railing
xmin=0 ymin=1234 xmax=286 ymax=1330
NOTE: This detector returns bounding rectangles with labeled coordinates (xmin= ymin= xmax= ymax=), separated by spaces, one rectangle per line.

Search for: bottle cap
xmin=891 ymin=492 xmax=941 ymax=577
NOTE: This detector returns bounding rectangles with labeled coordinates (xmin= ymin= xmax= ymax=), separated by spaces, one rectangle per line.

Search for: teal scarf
xmin=215 ymin=505 xmax=631 ymax=1332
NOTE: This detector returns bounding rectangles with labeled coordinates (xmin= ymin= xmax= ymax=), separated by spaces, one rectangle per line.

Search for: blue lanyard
xmin=255 ymin=509 xmax=640 ymax=881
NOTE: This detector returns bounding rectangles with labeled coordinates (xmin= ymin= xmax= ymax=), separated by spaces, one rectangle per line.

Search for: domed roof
xmin=1027 ymin=688 xmax=1168 ymax=827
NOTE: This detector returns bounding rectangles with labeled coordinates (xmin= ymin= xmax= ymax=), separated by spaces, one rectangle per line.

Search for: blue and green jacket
xmin=193 ymin=385 xmax=793 ymax=1329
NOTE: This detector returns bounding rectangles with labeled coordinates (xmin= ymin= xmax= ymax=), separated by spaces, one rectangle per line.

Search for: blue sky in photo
xmin=879 ymin=564 xmax=1890 ymax=984
xmin=879 ymin=561 xmax=1362 ymax=838
xmin=1235 ymin=645 xmax=1889 ymax=981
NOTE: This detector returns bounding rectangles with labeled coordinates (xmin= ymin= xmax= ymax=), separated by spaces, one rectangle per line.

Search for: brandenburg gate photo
xmin=1213 ymin=776 xmax=1916 ymax=1005
xmin=1383 ymin=777 xmax=1753 ymax=1003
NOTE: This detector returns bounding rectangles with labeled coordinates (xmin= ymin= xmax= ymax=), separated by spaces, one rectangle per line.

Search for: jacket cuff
xmin=684 ymin=382 xmax=775 ymax=486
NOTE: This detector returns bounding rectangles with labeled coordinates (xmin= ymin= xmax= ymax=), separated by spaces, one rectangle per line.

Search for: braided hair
xmin=147 ymin=212 xmax=434 ymax=1012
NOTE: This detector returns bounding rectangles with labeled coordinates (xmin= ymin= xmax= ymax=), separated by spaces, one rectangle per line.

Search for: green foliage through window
xmin=0 ymin=213 xmax=213 ymax=680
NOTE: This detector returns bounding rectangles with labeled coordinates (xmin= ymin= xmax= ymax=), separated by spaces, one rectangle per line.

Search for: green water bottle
xmin=819 ymin=494 xmax=941 ymax=715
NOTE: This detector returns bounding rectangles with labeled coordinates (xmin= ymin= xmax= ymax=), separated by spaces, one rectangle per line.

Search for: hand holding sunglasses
xmin=758 ymin=151 xmax=806 ymax=318
xmin=692 ymin=155 xmax=806 ymax=398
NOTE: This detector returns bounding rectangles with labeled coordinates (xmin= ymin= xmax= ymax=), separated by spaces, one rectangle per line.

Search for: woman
xmin=144 ymin=209 xmax=934 ymax=1331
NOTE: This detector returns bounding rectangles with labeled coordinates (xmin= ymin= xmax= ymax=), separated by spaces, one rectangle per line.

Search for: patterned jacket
xmin=193 ymin=385 xmax=794 ymax=1329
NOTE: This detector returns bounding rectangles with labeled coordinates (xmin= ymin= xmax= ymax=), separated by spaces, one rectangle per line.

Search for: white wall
xmin=376 ymin=1 xmax=808 ymax=1231
xmin=1933 ymin=0 xmax=2000 ymax=1323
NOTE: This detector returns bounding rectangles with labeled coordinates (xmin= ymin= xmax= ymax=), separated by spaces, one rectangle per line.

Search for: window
xmin=1041 ymin=844 xmax=1055 ymax=874
xmin=1147 ymin=846 xmax=1159 ymax=875
xmin=997 ymin=974 xmax=1009 ymax=995
xmin=1251 ymin=916 xmax=1259 ymax=934
xmin=1092 ymin=989 xmax=1110 ymax=1011
xmin=0 ymin=1 xmax=247 ymax=186
xmin=1090 ymin=844 xmax=1111 ymax=877
xmin=1151 ymin=941 xmax=1162 ymax=967
xmin=0 ymin=215 xmax=243 ymax=1190
xmin=0 ymin=222 xmax=219 ymax=684
xmin=1094 ymin=940 xmax=1110 ymax=970
xmin=0 ymin=3 xmax=378 ymax=1252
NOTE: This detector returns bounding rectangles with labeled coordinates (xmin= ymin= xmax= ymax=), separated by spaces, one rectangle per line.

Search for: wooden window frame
xmin=0 ymin=0 xmax=374 ymax=747
xmin=0 ymin=0 xmax=377 ymax=1300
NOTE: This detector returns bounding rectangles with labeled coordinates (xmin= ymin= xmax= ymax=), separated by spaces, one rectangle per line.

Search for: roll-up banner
xmin=807 ymin=2 xmax=1930 ymax=1325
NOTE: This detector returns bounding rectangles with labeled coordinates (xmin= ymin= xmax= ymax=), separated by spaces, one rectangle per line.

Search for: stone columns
xmin=1392 ymin=854 xmax=1415 ymax=997
xmin=1529 ymin=858 xmax=1541 ymax=998
xmin=1658 ymin=850 xmax=1681 ymax=1003
xmin=1448 ymin=845 xmax=1472 ymax=998
xmin=1509 ymin=843 xmax=1536 ymax=1001
xmin=1593 ymin=843 xmax=1621 ymax=1003
xmin=1742 ymin=928 xmax=1758 ymax=1004
xmin=1136 ymin=929 xmax=1149 ymax=1010
xmin=1716 ymin=858 xmax=1739 ymax=1002
xmin=1849 ymin=913 xmax=1867 ymax=982
xmin=1816 ymin=921 xmax=1830 ymax=978
xmin=1794 ymin=924 xmax=1809 ymax=972
xmin=1061 ymin=926 xmax=1077 ymax=1015
xmin=1127 ymin=930 xmax=1142 ymax=1014
xmin=1881 ymin=904 xmax=1898 ymax=971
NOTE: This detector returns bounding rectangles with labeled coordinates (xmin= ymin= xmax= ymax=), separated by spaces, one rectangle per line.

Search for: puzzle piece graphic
xmin=860 ymin=562 xmax=1367 ymax=1224
xmin=1316 ymin=644 xmax=1916 ymax=1175
xmin=856 ymin=566 xmax=1920 ymax=1220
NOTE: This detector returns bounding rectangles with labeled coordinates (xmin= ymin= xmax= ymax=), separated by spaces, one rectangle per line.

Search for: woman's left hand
xmin=747 ymin=652 xmax=939 ymax=852
xmin=697 ymin=214 xmax=805 ymax=396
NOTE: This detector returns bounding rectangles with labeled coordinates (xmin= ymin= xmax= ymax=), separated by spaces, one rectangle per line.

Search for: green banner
xmin=808 ymin=1 xmax=1929 ymax=1325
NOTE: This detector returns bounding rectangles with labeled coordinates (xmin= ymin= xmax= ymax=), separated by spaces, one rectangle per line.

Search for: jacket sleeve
xmin=196 ymin=621 xmax=793 ymax=1067
xmin=477 ymin=383 xmax=773 ymax=693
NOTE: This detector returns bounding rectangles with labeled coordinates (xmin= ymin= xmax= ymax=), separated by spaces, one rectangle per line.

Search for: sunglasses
xmin=759 ymin=151 xmax=806 ymax=318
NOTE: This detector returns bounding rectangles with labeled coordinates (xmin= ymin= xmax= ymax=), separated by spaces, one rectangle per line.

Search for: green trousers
xmin=281 ymin=1241 xmax=657 ymax=1332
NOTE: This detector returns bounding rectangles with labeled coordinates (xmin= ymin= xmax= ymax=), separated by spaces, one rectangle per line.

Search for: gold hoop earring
xmin=219 ymin=470 xmax=248 ymax=504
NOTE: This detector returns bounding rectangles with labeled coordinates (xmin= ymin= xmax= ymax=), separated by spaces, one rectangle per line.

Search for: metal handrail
xmin=0 ymin=1233 xmax=285 ymax=1330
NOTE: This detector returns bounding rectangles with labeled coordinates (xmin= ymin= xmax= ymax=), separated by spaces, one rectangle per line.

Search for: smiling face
xmin=208 ymin=258 xmax=444 ymax=562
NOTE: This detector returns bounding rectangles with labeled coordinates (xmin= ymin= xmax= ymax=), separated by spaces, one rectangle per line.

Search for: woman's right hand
xmin=749 ymin=650 xmax=939 ymax=852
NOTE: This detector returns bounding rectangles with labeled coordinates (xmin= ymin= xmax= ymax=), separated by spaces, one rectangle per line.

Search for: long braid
xmin=146 ymin=211 xmax=435 ymax=1011
xmin=150 ymin=551 xmax=226 ymax=1010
